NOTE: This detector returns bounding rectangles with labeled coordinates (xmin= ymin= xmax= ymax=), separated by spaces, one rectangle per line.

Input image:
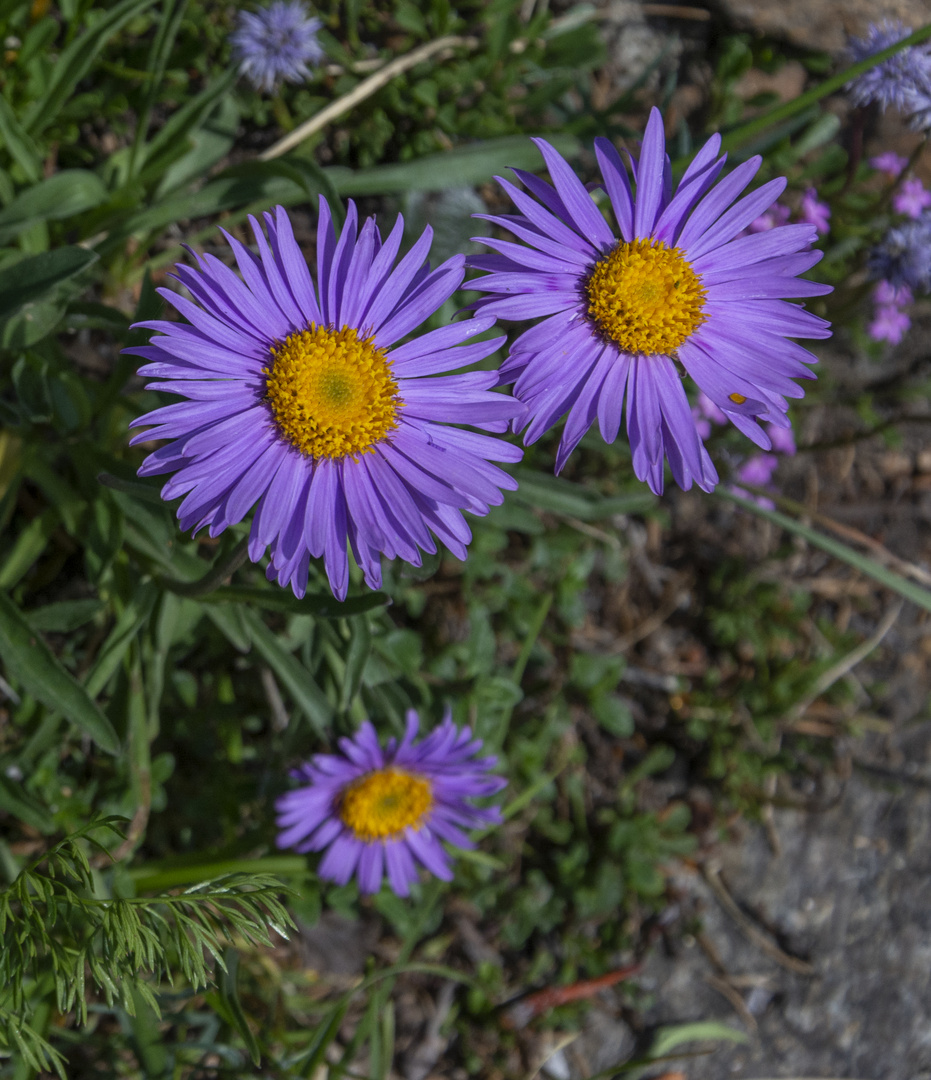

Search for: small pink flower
xmin=870 ymin=152 xmax=909 ymax=179
xmin=799 ymin=188 xmax=831 ymax=235
xmin=892 ymin=177 xmax=931 ymax=218
xmin=767 ymin=423 xmax=796 ymax=456
xmin=747 ymin=203 xmax=792 ymax=233
xmin=868 ymin=305 xmax=911 ymax=344
xmin=873 ymin=280 xmax=913 ymax=307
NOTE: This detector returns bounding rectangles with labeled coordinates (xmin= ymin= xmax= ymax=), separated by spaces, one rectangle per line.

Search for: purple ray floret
xmin=127 ymin=201 xmax=523 ymax=600
xmin=467 ymin=107 xmax=832 ymax=494
xmin=232 ymin=0 xmax=325 ymax=92
xmin=276 ymin=710 xmax=505 ymax=896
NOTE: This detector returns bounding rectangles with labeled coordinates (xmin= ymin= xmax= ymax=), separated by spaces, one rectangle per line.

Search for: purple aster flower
xmin=847 ymin=21 xmax=931 ymax=127
xmin=799 ymin=188 xmax=831 ymax=235
xmin=893 ymin=177 xmax=931 ymax=218
xmin=275 ymin=710 xmax=505 ymax=896
xmin=127 ymin=201 xmax=523 ymax=600
xmin=867 ymin=214 xmax=931 ymax=292
xmin=767 ymin=421 xmax=796 ymax=456
xmin=871 ymin=152 xmax=909 ymax=178
xmin=232 ymin=0 xmax=325 ymax=93
xmin=467 ymin=108 xmax=831 ymax=494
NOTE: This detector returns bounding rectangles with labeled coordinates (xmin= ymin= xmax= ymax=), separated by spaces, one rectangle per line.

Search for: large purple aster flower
xmin=127 ymin=201 xmax=522 ymax=600
xmin=276 ymin=710 xmax=505 ymax=896
xmin=468 ymin=107 xmax=832 ymax=494
xmin=232 ymin=0 xmax=325 ymax=93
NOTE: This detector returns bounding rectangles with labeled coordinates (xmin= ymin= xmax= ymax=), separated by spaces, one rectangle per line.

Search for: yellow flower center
xmin=264 ymin=325 xmax=399 ymax=460
xmin=585 ymin=238 xmax=707 ymax=355
xmin=339 ymin=768 xmax=433 ymax=841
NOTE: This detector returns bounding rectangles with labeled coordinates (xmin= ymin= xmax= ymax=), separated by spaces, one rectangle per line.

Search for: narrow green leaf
xmin=0 ymin=97 xmax=42 ymax=183
xmin=82 ymin=582 xmax=159 ymax=698
xmin=0 ymin=592 xmax=119 ymax=753
xmin=201 ymin=584 xmax=390 ymax=617
xmin=24 ymin=598 xmax=105 ymax=633
xmin=218 ymin=948 xmax=262 ymax=1066
xmin=0 ymin=247 xmax=98 ymax=320
xmin=0 ymin=171 xmax=108 ymax=244
xmin=238 ymin=608 xmax=334 ymax=732
xmin=721 ymin=22 xmax=931 ymax=151
xmin=650 ymin=1021 xmax=749 ymax=1057
xmin=0 ymin=507 xmax=57 ymax=590
xmin=24 ymin=0 xmax=159 ymax=137
xmin=326 ymin=133 xmax=583 ymax=195
xmin=720 ymin=491 xmax=931 ymax=614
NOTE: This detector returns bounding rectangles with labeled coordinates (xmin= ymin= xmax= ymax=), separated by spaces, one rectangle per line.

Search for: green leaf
xmin=216 ymin=948 xmax=261 ymax=1066
xmin=0 ymin=592 xmax=119 ymax=753
xmin=25 ymin=598 xmax=105 ymax=633
xmin=238 ymin=608 xmax=334 ymax=733
xmin=720 ymin=491 xmax=931 ymax=614
xmin=325 ymin=133 xmax=583 ymax=195
xmin=513 ymin=468 xmax=655 ymax=521
xmin=0 ymin=97 xmax=42 ymax=183
xmin=82 ymin=582 xmax=159 ymax=699
xmin=201 ymin=584 xmax=390 ymax=617
xmin=650 ymin=1021 xmax=749 ymax=1057
xmin=0 ymin=171 xmax=108 ymax=244
xmin=23 ymin=0 xmax=159 ymax=137
xmin=0 ymin=247 xmax=98 ymax=321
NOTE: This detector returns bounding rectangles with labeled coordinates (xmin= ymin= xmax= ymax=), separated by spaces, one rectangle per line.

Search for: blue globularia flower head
xmin=232 ymin=0 xmax=325 ymax=92
xmin=468 ymin=107 xmax=831 ymax=495
xmin=867 ymin=213 xmax=931 ymax=293
xmin=126 ymin=202 xmax=523 ymax=600
xmin=276 ymin=710 xmax=505 ymax=896
xmin=846 ymin=20 xmax=931 ymax=127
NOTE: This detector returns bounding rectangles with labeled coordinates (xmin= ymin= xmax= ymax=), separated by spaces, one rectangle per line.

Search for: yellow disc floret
xmin=586 ymin=238 xmax=707 ymax=355
xmin=264 ymin=325 xmax=399 ymax=460
xmin=339 ymin=768 xmax=433 ymax=841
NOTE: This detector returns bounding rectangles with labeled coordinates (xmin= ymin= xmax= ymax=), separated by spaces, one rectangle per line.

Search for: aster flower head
xmin=867 ymin=214 xmax=931 ymax=292
xmin=468 ymin=108 xmax=831 ymax=494
xmin=232 ymin=0 xmax=325 ymax=92
xmin=276 ymin=711 xmax=505 ymax=896
xmin=846 ymin=21 xmax=931 ymax=126
xmin=127 ymin=201 xmax=523 ymax=600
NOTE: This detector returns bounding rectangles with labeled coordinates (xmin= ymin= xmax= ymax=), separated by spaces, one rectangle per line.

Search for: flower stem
xmin=161 ymin=536 xmax=250 ymax=598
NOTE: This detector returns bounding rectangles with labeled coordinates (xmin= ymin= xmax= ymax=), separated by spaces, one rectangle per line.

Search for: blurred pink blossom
xmin=747 ymin=203 xmax=792 ymax=233
xmin=892 ymin=177 xmax=931 ymax=218
xmin=870 ymin=151 xmax=909 ymax=178
xmin=868 ymin=305 xmax=911 ymax=343
xmin=799 ymin=188 xmax=831 ymax=234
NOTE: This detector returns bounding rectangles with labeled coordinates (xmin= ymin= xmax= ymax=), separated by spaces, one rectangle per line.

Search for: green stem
xmin=160 ymin=536 xmax=250 ymax=598
xmin=721 ymin=23 xmax=931 ymax=151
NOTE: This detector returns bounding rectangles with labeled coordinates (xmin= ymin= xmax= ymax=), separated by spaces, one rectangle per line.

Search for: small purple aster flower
xmin=767 ymin=421 xmax=796 ymax=456
xmin=275 ymin=711 xmax=505 ymax=896
xmin=847 ymin=21 xmax=931 ymax=128
xmin=893 ymin=177 xmax=931 ymax=218
xmin=232 ymin=0 xmax=325 ymax=93
xmin=127 ymin=201 xmax=523 ymax=600
xmin=799 ymin=188 xmax=831 ymax=235
xmin=868 ymin=214 xmax=931 ymax=292
xmin=871 ymin=152 xmax=909 ymax=178
xmin=468 ymin=108 xmax=831 ymax=494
